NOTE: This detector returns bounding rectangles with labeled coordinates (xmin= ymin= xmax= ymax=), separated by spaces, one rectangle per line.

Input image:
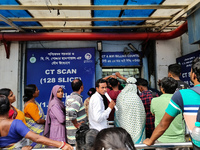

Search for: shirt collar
xmin=95 ymin=91 xmax=103 ymax=99
xmin=71 ymin=92 xmax=83 ymax=98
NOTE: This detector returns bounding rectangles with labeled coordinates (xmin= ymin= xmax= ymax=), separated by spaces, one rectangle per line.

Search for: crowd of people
xmin=1 ymin=58 xmax=200 ymax=150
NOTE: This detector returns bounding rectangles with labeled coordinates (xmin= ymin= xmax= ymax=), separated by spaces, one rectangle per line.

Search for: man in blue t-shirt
xmin=143 ymin=57 xmax=200 ymax=147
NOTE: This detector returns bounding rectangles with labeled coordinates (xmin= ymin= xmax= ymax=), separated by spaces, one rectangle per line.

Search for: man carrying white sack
xmin=88 ymin=78 xmax=116 ymax=131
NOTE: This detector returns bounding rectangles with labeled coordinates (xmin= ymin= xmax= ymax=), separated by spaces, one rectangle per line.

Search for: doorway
xmin=102 ymin=68 xmax=140 ymax=87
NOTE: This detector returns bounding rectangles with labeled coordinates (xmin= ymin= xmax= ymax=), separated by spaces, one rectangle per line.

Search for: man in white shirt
xmin=88 ymin=78 xmax=115 ymax=131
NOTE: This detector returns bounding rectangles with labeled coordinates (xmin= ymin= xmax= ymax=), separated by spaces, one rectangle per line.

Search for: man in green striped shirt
xmin=66 ymin=79 xmax=88 ymax=145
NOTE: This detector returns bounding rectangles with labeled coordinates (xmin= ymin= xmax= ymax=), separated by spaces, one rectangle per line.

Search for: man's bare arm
xmin=143 ymin=113 xmax=174 ymax=146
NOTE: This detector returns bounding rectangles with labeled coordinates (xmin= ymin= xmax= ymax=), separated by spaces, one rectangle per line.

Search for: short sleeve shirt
xmin=0 ymin=120 xmax=30 ymax=147
xmin=166 ymin=84 xmax=200 ymax=132
xmin=24 ymin=103 xmax=40 ymax=121
xmin=151 ymin=94 xmax=185 ymax=143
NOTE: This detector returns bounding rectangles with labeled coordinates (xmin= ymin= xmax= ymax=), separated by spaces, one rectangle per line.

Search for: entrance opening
xmin=102 ymin=68 xmax=140 ymax=87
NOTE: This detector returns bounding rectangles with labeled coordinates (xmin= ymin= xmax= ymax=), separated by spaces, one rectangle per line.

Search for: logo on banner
xmin=30 ymin=54 xmax=37 ymax=63
xmin=85 ymin=53 xmax=92 ymax=60
xmin=84 ymin=53 xmax=93 ymax=63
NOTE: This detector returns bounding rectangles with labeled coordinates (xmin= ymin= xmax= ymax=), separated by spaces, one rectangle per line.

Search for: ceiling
xmin=0 ymin=0 xmax=199 ymax=33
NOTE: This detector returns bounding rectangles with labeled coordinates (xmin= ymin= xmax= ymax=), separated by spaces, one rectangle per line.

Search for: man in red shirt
xmin=103 ymin=72 xmax=126 ymax=121
xmin=136 ymin=78 xmax=159 ymax=139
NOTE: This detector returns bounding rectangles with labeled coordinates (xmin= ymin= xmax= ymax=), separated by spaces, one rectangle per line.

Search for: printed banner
xmin=176 ymin=50 xmax=200 ymax=87
xmin=26 ymin=48 xmax=95 ymax=114
xmin=102 ymin=52 xmax=141 ymax=67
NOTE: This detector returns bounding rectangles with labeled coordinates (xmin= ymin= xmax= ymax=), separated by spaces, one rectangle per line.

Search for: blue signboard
xmin=26 ymin=48 xmax=95 ymax=114
xmin=176 ymin=50 xmax=200 ymax=87
xmin=102 ymin=52 xmax=141 ymax=67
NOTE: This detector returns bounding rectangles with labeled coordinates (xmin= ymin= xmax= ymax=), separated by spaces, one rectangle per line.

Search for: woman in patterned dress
xmin=114 ymin=77 xmax=146 ymax=144
xmin=23 ymin=84 xmax=46 ymax=148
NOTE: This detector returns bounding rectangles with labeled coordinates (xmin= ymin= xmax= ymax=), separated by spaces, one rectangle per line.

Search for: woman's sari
xmin=114 ymin=77 xmax=146 ymax=145
xmin=10 ymin=105 xmax=27 ymax=125
xmin=8 ymin=106 xmax=17 ymax=119
xmin=25 ymin=101 xmax=45 ymax=148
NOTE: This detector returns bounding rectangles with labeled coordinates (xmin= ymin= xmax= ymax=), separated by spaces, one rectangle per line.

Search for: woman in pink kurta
xmin=44 ymin=85 xmax=67 ymax=144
